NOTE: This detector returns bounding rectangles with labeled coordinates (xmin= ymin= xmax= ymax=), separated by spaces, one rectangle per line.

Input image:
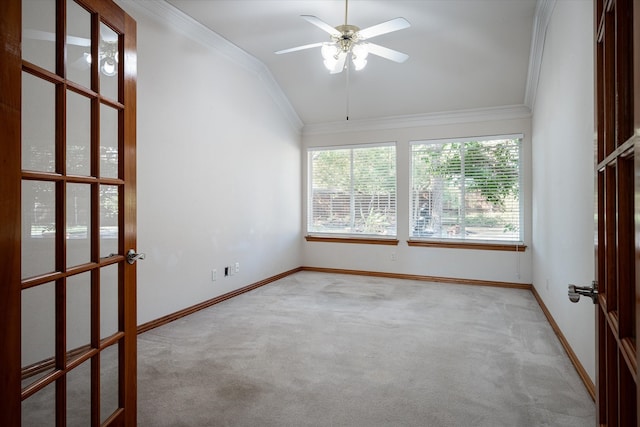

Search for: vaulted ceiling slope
xmin=138 ymin=1 xmax=553 ymax=128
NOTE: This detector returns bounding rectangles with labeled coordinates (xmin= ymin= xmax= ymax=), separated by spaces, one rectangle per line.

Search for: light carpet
xmin=137 ymin=271 xmax=595 ymax=426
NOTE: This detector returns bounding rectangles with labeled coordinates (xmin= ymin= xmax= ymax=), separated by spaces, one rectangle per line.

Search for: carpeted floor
xmin=137 ymin=271 xmax=595 ymax=426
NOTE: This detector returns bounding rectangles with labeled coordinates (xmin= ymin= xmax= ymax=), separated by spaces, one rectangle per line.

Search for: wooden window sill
xmin=407 ymin=240 xmax=527 ymax=252
xmin=305 ymin=236 xmax=399 ymax=246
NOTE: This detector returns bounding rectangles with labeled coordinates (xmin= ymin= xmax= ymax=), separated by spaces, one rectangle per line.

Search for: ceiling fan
xmin=275 ymin=0 xmax=410 ymax=74
xmin=24 ymin=27 xmax=119 ymax=76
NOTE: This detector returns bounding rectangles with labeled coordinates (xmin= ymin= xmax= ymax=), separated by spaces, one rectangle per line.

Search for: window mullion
xmin=460 ymin=143 xmax=466 ymax=236
xmin=350 ymin=149 xmax=355 ymax=232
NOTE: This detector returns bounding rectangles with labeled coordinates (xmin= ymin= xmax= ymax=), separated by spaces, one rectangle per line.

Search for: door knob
xmin=126 ymin=249 xmax=146 ymax=264
xmin=568 ymin=281 xmax=598 ymax=304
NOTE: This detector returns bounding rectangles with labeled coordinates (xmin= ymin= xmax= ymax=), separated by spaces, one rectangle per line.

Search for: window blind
xmin=308 ymin=144 xmax=396 ymax=237
xmin=410 ymin=137 xmax=522 ymax=242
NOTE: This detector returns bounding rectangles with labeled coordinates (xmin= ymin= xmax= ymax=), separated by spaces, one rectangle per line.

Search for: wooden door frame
xmin=1 ymin=0 xmax=24 ymax=424
xmin=0 ymin=0 xmax=137 ymax=424
xmin=594 ymin=0 xmax=640 ymax=425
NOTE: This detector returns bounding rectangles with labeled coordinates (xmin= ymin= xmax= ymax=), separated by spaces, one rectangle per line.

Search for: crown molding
xmin=524 ymin=0 xmax=557 ymax=109
xmin=114 ymin=0 xmax=303 ymax=132
xmin=302 ymin=104 xmax=532 ymax=136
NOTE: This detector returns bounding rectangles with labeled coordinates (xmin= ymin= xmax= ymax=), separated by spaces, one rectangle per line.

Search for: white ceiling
xmin=165 ymin=0 xmax=538 ymax=126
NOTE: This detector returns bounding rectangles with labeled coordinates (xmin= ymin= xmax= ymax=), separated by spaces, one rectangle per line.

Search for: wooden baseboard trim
xmin=530 ymin=286 xmax=596 ymax=401
xmin=300 ymin=266 xmax=532 ymax=290
xmin=136 ymin=267 xmax=303 ymax=335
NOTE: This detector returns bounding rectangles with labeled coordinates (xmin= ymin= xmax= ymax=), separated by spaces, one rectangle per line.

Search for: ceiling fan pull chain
xmin=346 ymin=62 xmax=350 ymax=120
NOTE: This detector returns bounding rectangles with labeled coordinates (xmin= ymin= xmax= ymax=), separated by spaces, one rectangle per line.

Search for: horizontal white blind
xmin=309 ymin=144 xmax=396 ymax=236
xmin=410 ymin=137 xmax=521 ymax=242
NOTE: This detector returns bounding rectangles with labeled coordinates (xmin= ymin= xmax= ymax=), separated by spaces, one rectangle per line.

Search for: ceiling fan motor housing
xmin=334 ymin=24 xmax=360 ymax=52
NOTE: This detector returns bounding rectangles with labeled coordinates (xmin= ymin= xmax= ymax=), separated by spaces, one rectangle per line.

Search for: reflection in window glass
xmin=66 ymin=0 xmax=92 ymax=88
xmin=22 ymin=0 xmax=56 ymax=73
xmin=100 ymin=104 xmax=119 ymax=178
xmin=22 ymin=72 xmax=55 ymax=172
xmin=99 ymin=22 xmax=119 ymax=101
xmin=66 ymin=183 xmax=91 ymax=267
xmin=66 ymin=90 xmax=92 ymax=176
xmin=22 ymin=180 xmax=56 ymax=279
xmin=21 ymin=282 xmax=56 ymax=389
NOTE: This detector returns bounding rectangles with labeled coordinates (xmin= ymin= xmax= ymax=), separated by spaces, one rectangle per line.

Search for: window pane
xmin=100 ymin=264 xmax=119 ymax=339
xmin=309 ymin=145 xmax=396 ymax=236
xmin=100 ymin=185 xmax=119 ymax=258
xmin=21 ymin=282 xmax=56 ymax=390
xmin=22 ymin=380 xmax=56 ymax=426
xmin=66 ymin=0 xmax=92 ymax=89
xmin=66 ymin=272 xmax=91 ymax=361
xmin=100 ymin=343 xmax=119 ymax=423
xmin=22 ymin=180 xmax=56 ymax=279
xmin=67 ymin=358 xmax=92 ymax=426
xmin=22 ymin=72 xmax=56 ymax=172
xmin=66 ymin=90 xmax=92 ymax=176
xmin=99 ymin=22 xmax=119 ymax=101
xmin=22 ymin=0 xmax=56 ymax=73
xmin=66 ymin=183 xmax=91 ymax=267
xmin=100 ymin=104 xmax=119 ymax=178
xmin=411 ymin=137 xmax=521 ymax=242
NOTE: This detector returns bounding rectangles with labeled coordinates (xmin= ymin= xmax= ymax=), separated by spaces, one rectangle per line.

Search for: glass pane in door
xmin=100 ymin=264 xmax=119 ymax=339
xmin=66 ymin=359 xmax=91 ymax=427
xmin=22 ymin=72 xmax=55 ymax=172
xmin=100 ymin=343 xmax=119 ymax=423
xmin=99 ymin=22 xmax=119 ymax=101
xmin=100 ymin=185 xmax=119 ymax=258
xmin=21 ymin=282 xmax=56 ymax=390
xmin=100 ymin=103 xmax=119 ymax=179
xmin=66 ymin=0 xmax=91 ymax=89
xmin=21 ymin=180 xmax=56 ymax=279
xmin=66 ymin=90 xmax=92 ymax=176
xmin=66 ymin=183 xmax=91 ymax=267
xmin=66 ymin=272 xmax=92 ymax=362
xmin=22 ymin=381 xmax=56 ymax=427
xmin=22 ymin=0 xmax=56 ymax=73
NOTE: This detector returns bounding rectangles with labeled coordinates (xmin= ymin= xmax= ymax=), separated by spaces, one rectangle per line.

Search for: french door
xmin=594 ymin=0 xmax=639 ymax=425
xmin=1 ymin=0 xmax=137 ymax=425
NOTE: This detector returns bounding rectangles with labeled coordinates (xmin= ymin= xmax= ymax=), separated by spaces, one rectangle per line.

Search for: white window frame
xmin=409 ymin=134 xmax=524 ymax=245
xmin=307 ymin=142 xmax=397 ymax=239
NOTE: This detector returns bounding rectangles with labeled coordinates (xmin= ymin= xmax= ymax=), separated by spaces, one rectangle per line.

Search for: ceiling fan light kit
xmin=275 ymin=0 xmax=410 ymax=74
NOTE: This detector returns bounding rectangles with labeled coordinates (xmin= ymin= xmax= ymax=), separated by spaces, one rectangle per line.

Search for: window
xmin=410 ymin=135 xmax=522 ymax=243
xmin=308 ymin=143 xmax=396 ymax=237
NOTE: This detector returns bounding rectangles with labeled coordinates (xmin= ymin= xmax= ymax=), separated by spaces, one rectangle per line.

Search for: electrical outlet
xmin=391 ymin=252 xmax=397 ymax=261
xmin=211 ymin=269 xmax=217 ymax=281
xmin=235 ymin=262 xmax=240 ymax=273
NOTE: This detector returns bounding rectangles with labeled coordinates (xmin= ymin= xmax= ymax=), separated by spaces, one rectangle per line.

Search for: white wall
xmin=531 ymin=0 xmax=595 ymax=380
xmin=302 ymin=115 xmax=533 ymax=285
xmin=117 ymin=3 xmax=303 ymax=325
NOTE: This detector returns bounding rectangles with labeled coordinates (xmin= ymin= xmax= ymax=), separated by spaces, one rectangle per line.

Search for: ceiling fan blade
xmin=301 ymin=15 xmax=341 ymax=37
xmin=67 ymin=35 xmax=91 ymax=47
xmin=24 ymin=29 xmax=91 ymax=47
xmin=365 ymin=43 xmax=409 ymax=63
xmin=24 ymin=29 xmax=56 ymax=42
xmin=275 ymin=42 xmax=324 ymax=55
xmin=329 ymin=52 xmax=347 ymax=74
xmin=357 ymin=17 xmax=410 ymax=40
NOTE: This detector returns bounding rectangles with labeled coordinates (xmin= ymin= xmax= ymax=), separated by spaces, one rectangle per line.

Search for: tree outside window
xmin=308 ymin=144 xmax=396 ymax=237
xmin=410 ymin=137 xmax=521 ymax=242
